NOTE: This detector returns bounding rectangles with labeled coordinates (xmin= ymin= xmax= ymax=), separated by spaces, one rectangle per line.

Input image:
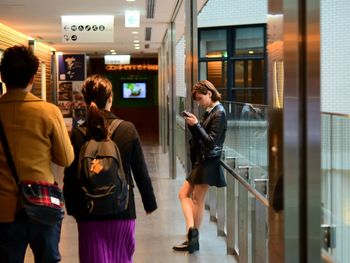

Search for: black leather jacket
xmin=188 ymin=103 xmax=227 ymax=164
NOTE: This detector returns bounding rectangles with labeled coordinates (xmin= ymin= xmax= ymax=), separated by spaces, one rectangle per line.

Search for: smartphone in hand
xmin=181 ymin=110 xmax=191 ymax=118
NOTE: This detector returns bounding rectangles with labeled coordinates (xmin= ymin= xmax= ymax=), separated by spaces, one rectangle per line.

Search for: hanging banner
xmin=61 ymin=15 xmax=114 ymax=43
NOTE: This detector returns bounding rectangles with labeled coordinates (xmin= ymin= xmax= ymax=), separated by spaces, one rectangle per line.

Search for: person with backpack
xmin=63 ymin=74 xmax=157 ymax=263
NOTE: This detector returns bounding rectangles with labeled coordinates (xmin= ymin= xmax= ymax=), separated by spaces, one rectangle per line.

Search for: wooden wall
xmin=0 ymin=23 xmax=52 ymax=101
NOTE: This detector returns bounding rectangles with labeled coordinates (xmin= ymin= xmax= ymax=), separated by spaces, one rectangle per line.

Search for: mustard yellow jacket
xmin=0 ymin=90 xmax=74 ymax=222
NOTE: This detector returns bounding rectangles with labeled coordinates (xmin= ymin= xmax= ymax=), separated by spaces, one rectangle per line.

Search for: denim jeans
xmin=0 ymin=211 xmax=62 ymax=263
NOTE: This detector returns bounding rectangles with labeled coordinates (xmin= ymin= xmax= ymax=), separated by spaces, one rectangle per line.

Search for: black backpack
xmin=76 ymin=119 xmax=129 ymax=216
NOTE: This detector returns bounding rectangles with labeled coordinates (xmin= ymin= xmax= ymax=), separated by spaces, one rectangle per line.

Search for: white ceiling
xmin=0 ymin=0 xmax=185 ymax=58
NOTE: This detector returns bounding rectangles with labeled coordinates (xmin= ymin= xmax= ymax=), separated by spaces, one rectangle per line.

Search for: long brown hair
xmin=81 ymin=74 xmax=112 ymax=140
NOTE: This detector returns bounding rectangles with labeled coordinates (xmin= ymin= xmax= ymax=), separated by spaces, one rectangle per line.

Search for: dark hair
xmin=81 ymin=74 xmax=113 ymax=140
xmin=0 ymin=45 xmax=39 ymax=89
xmin=191 ymin=80 xmax=221 ymax=102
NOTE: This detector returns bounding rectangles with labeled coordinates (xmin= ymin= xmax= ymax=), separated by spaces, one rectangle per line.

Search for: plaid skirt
xmin=78 ymin=219 xmax=136 ymax=263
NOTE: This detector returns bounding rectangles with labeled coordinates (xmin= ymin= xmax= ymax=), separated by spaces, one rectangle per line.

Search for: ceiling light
xmin=132 ymin=31 xmax=139 ymax=34
xmin=134 ymin=46 xmax=140 ymax=49
xmin=133 ymin=40 xmax=140 ymax=43
xmin=126 ymin=0 xmax=136 ymax=2
xmin=110 ymin=49 xmax=115 ymax=52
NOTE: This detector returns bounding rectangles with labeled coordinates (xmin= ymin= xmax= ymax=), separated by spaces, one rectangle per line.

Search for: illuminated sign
xmin=61 ymin=15 xmax=114 ymax=43
xmin=105 ymin=64 xmax=158 ymax=71
xmin=104 ymin=55 xmax=131 ymax=65
xmin=125 ymin=11 xmax=140 ymax=28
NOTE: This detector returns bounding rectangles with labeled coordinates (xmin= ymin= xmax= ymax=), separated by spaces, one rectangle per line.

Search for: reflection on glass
xmin=321 ymin=113 xmax=350 ymax=262
xmin=233 ymin=60 xmax=264 ymax=103
xmin=199 ymin=61 xmax=227 ymax=99
xmin=199 ymin=29 xmax=227 ymax=58
xmin=235 ymin=27 xmax=264 ymax=56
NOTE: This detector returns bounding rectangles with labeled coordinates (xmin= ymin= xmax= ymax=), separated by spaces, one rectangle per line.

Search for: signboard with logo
xmin=61 ymin=15 xmax=114 ymax=43
xmin=57 ymin=53 xmax=86 ymax=119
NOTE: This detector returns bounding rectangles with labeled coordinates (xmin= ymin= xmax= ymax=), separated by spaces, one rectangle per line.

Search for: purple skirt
xmin=78 ymin=219 xmax=136 ymax=263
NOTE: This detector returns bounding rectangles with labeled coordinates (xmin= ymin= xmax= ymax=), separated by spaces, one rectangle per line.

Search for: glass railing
xmin=219 ymin=101 xmax=269 ymax=262
xmin=321 ymin=112 xmax=350 ymax=263
xmin=221 ymin=101 xmax=269 ymax=190
xmin=174 ymin=101 xmax=348 ymax=262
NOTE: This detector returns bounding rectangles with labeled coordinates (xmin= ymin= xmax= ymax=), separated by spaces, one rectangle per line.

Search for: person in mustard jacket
xmin=0 ymin=45 xmax=74 ymax=263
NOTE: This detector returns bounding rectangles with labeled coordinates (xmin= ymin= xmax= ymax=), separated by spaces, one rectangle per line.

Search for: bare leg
xmin=192 ymin=184 xmax=209 ymax=229
xmin=178 ymin=180 xmax=195 ymax=231
xmin=174 ymin=182 xmax=207 ymax=253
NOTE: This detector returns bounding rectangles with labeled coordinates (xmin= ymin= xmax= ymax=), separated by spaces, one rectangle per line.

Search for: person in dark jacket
xmin=173 ymin=80 xmax=227 ymax=253
xmin=63 ymin=74 xmax=157 ymax=263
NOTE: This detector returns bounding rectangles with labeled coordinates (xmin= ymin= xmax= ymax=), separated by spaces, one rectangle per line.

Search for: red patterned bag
xmin=19 ymin=181 xmax=65 ymax=225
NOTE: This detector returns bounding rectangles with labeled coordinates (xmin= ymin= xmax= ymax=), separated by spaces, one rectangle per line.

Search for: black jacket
xmin=189 ymin=103 xmax=227 ymax=164
xmin=63 ymin=111 xmax=157 ymax=221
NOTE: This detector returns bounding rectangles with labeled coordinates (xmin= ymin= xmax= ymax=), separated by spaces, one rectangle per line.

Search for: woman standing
xmin=173 ymin=80 xmax=227 ymax=253
xmin=63 ymin=74 xmax=157 ymax=263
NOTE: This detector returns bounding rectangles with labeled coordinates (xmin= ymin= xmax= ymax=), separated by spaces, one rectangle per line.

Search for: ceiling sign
xmin=104 ymin=55 xmax=131 ymax=65
xmin=61 ymin=15 xmax=114 ymax=43
xmin=125 ymin=11 xmax=140 ymax=28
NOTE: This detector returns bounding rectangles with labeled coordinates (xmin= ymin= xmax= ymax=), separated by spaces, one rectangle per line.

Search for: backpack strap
xmin=108 ymin=119 xmax=123 ymax=138
xmin=76 ymin=125 xmax=87 ymax=138
xmin=75 ymin=119 xmax=123 ymax=140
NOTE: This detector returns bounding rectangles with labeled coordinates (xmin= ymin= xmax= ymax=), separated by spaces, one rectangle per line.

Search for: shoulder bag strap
xmin=0 ymin=119 xmax=19 ymax=184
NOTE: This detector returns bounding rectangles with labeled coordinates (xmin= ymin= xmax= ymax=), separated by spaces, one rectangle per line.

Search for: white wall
xmin=321 ymin=0 xmax=350 ymax=114
xmin=175 ymin=36 xmax=186 ymax=97
xmin=198 ymin=0 xmax=267 ymax=27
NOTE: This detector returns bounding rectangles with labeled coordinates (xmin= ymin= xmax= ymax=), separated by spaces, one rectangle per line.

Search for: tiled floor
xmin=24 ymin=142 xmax=237 ymax=263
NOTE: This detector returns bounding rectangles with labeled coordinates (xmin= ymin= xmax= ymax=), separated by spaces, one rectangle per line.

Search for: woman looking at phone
xmin=173 ymin=80 xmax=227 ymax=253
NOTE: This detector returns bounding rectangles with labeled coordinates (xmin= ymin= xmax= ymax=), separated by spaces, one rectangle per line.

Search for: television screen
xmin=122 ymin=82 xmax=146 ymax=99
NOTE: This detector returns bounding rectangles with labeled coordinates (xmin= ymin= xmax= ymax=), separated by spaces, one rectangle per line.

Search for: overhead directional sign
xmin=61 ymin=15 xmax=114 ymax=43
xmin=125 ymin=11 xmax=140 ymax=28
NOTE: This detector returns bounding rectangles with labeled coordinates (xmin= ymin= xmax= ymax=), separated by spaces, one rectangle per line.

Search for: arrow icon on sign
xmin=125 ymin=11 xmax=140 ymax=28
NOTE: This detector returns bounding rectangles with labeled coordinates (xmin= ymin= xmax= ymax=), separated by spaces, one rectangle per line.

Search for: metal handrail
xmin=220 ymin=160 xmax=269 ymax=207
xmin=322 ymin=111 xmax=350 ymax=118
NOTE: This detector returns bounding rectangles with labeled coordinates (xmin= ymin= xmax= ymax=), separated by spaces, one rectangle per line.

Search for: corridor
xmin=24 ymin=142 xmax=237 ymax=263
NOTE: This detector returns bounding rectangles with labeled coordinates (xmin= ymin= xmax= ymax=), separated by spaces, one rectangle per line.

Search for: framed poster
xmin=58 ymin=54 xmax=86 ymax=81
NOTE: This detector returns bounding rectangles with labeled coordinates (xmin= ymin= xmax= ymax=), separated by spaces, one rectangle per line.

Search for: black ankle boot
xmin=187 ymin=227 xmax=199 ymax=253
xmin=172 ymin=240 xmax=189 ymax=251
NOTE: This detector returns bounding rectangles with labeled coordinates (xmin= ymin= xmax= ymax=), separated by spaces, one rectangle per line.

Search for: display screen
xmin=122 ymin=82 xmax=146 ymax=99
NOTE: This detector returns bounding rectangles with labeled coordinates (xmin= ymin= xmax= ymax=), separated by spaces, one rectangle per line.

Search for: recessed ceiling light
xmin=134 ymin=46 xmax=140 ymax=49
xmin=110 ymin=49 xmax=115 ymax=52
xmin=133 ymin=40 xmax=140 ymax=43
xmin=132 ymin=31 xmax=139 ymax=34
xmin=126 ymin=0 xmax=136 ymax=2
